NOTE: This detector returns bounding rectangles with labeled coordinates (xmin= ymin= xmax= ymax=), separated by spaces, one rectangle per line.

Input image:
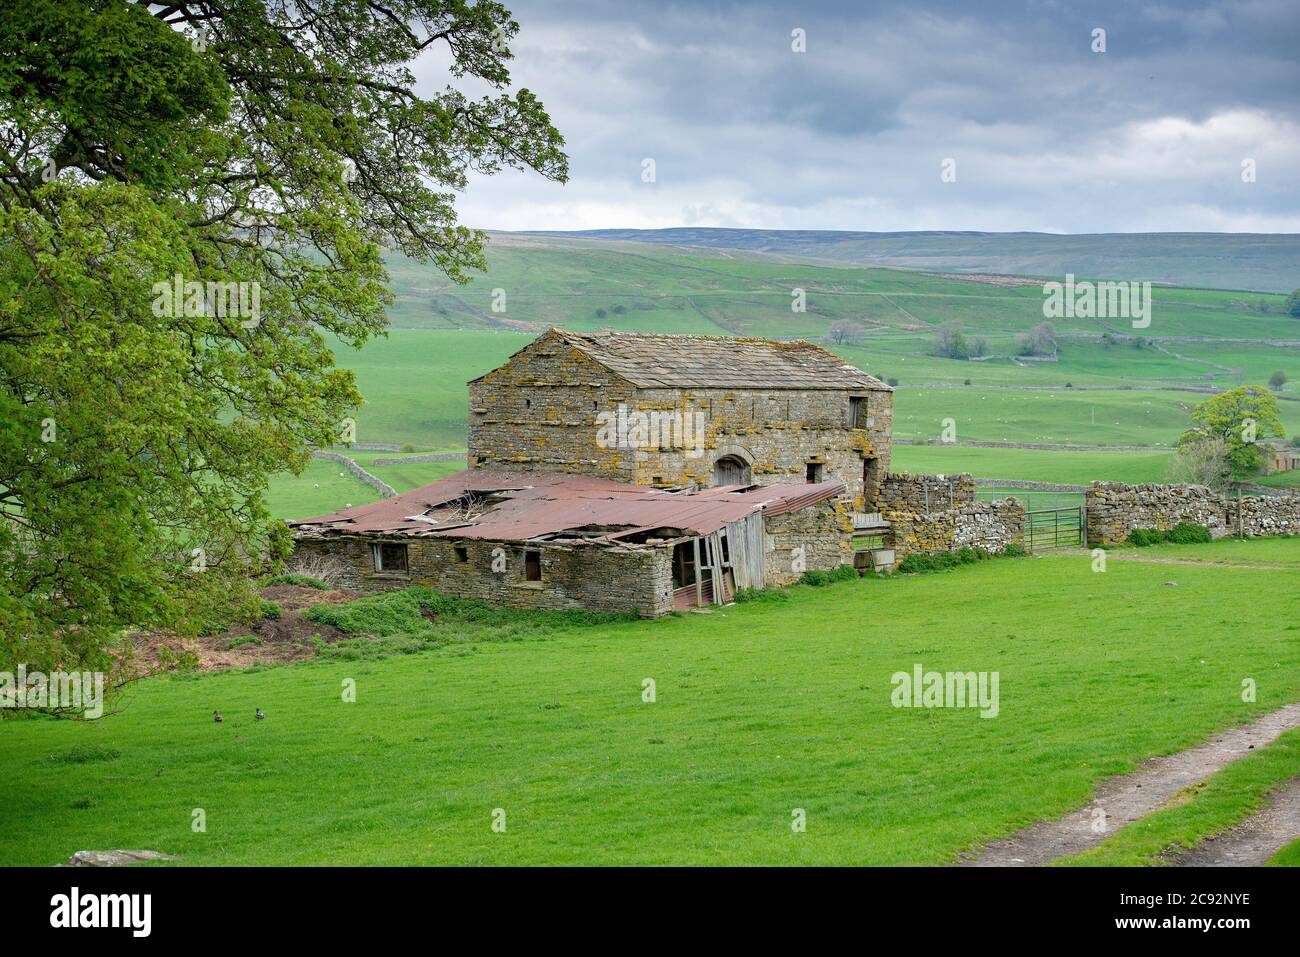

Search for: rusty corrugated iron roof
xmin=289 ymin=470 xmax=846 ymax=544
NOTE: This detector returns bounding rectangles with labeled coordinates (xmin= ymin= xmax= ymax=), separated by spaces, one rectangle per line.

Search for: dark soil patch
xmin=262 ymin=584 xmax=361 ymax=612
xmin=131 ymin=584 xmax=366 ymax=673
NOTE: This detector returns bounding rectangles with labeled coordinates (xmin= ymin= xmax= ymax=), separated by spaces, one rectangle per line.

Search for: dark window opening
xmin=849 ymin=396 xmax=868 ymax=429
xmin=453 ymin=546 xmax=468 ymax=563
xmin=671 ymin=541 xmax=698 ymax=588
xmin=523 ymin=550 xmax=542 ymax=582
xmin=806 ymin=462 xmax=825 ymax=484
xmin=525 ymin=398 xmax=531 ymax=409
xmin=374 ymin=542 xmax=408 ymax=574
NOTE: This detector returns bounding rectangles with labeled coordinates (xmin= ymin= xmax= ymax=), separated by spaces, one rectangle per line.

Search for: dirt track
xmin=964 ymin=702 xmax=1300 ymax=866
xmin=1175 ymin=777 xmax=1300 ymax=866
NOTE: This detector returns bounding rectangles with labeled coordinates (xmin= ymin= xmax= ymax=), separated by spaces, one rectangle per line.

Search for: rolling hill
xmin=262 ymin=232 xmax=1300 ymax=518
xmin=520 ymin=229 xmax=1300 ymax=294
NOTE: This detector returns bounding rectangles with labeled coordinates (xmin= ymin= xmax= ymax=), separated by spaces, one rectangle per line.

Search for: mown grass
xmin=1109 ymin=536 xmax=1300 ymax=567
xmin=1269 ymin=837 xmax=1300 ymax=866
xmin=891 ymin=446 xmax=1173 ymax=485
xmin=1058 ymin=728 xmax=1300 ymax=867
xmin=264 ymin=456 xmax=379 ymax=520
xmin=3 ymin=540 xmax=1300 ymax=865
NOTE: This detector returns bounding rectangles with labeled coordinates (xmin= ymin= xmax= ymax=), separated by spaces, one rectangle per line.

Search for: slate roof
xmin=289 ymin=469 xmax=847 ymax=543
xmin=473 ymin=328 xmax=889 ymax=391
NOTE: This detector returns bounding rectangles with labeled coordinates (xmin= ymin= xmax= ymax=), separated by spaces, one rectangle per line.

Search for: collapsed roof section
xmin=289 ymin=469 xmax=847 ymax=545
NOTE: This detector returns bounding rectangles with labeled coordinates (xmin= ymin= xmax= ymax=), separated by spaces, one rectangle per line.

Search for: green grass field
xmin=1106 ymin=536 xmax=1300 ymax=567
xmin=1060 ymin=726 xmax=1300 ymax=867
xmin=4 ymin=538 xmax=1300 ymax=866
xmin=892 ymin=446 xmax=1173 ymax=485
xmin=257 ymin=239 xmax=1300 ymax=531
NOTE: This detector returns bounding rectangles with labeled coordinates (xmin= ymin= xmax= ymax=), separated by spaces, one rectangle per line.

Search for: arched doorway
xmin=713 ymin=455 xmax=752 ymax=486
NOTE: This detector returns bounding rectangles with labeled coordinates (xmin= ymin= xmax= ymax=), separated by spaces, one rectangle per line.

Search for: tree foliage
xmin=933 ymin=321 xmax=977 ymax=359
xmin=1286 ymin=289 xmax=1300 ymax=318
xmin=1168 ymin=435 xmax=1232 ymax=490
xmin=1177 ymin=386 xmax=1284 ymax=480
xmin=1016 ymin=321 xmax=1057 ymax=357
xmin=0 ymin=0 xmax=565 ymax=712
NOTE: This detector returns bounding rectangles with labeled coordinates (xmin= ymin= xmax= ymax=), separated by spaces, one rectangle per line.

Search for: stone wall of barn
xmin=1086 ymin=482 xmax=1300 ymax=544
xmin=292 ymin=535 xmax=674 ymax=617
xmin=884 ymin=500 xmax=1026 ymax=560
xmin=761 ymin=498 xmax=856 ymax=586
xmin=467 ymin=330 xmax=893 ymax=509
xmin=467 ymin=333 xmax=637 ymax=480
xmin=630 ymin=385 xmax=891 ymax=510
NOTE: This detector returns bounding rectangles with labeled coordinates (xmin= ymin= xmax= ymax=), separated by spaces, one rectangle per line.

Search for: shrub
xmin=1165 ymin=522 xmax=1213 ymax=544
xmin=896 ymin=545 xmax=1022 ymax=575
xmin=227 ymin=635 xmax=264 ymax=650
xmin=798 ymin=565 xmax=859 ymax=587
xmin=887 ymin=377 xmax=899 ymax=387
xmin=1127 ymin=527 xmax=1165 ymax=547
xmin=1126 ymin=523 xmax=1212 ymax=547
xmin=259 ymin=599 xmax=283 ymax=620
xmin=734 ymin=587 xmax=792 ymax=604
xmin=266 ymin=573 xmax=330 ymax=590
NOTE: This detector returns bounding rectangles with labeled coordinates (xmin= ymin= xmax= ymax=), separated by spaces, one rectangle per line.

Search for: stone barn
xmin=290 ymin=470 xmax=853 ymax=617
xmin=289 ymin=328 xmax=1025 ymax=614
xmin=466 ymin=328 xmax=893 ymax=513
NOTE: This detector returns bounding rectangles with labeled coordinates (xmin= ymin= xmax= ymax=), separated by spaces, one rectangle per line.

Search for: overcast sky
xmin=430 ymin=0 xmax=1300 ymax=234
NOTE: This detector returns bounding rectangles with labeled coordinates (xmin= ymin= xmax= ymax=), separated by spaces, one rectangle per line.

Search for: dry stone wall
xmin=885 ymin=500 xmax=1025 ymax=560
xmin=1088 ymin=483 xmax=1227 ymax=544
xmin=1237 ymin=495 xmax=1300 ymax=537
xmin=312 ymin=450 xmax=396 ymax=499
xmin=877 ymin=472 xmax=976 ymax=513
xmin=1085 ymin=482 xmax=1300 ymax=544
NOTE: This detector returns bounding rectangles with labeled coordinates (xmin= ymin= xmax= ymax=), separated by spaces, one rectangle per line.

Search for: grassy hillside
xmin=526 ymin=229 xmax=1300 ymax=294
xmin=383 ymin=234 xmax=1300 ymax=340
xmin=5 ymin=540 xmax=1299 ymax=865
xmin=257 ymin=236 xmax=1300 ymax=518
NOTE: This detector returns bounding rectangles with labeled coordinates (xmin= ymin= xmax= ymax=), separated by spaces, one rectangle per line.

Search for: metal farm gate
xmin=1023 ymin=505 xmax=1085 ymax=551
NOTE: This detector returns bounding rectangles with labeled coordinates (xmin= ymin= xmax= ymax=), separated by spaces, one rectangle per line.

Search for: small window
xmin=849 ymin=396 xmax=868 ymax=429
xmin=525 ymin=398 xmax=531 ymax=409
xmin=453 ymin=545 xmax=469 ymax=563
xmin=806 ymin=463 xmax=824 ymax=484
xmin=523 ymin=550 xmax=542 ymax=582
xmin=652 ymin=475 xmax=664 ymax=486
xmin=373 ymin=542 xmax=408 ymax=574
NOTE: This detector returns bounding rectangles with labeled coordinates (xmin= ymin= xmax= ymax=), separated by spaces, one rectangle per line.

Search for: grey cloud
xmin=443 ymin=0 xmax=1300 ymax=232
